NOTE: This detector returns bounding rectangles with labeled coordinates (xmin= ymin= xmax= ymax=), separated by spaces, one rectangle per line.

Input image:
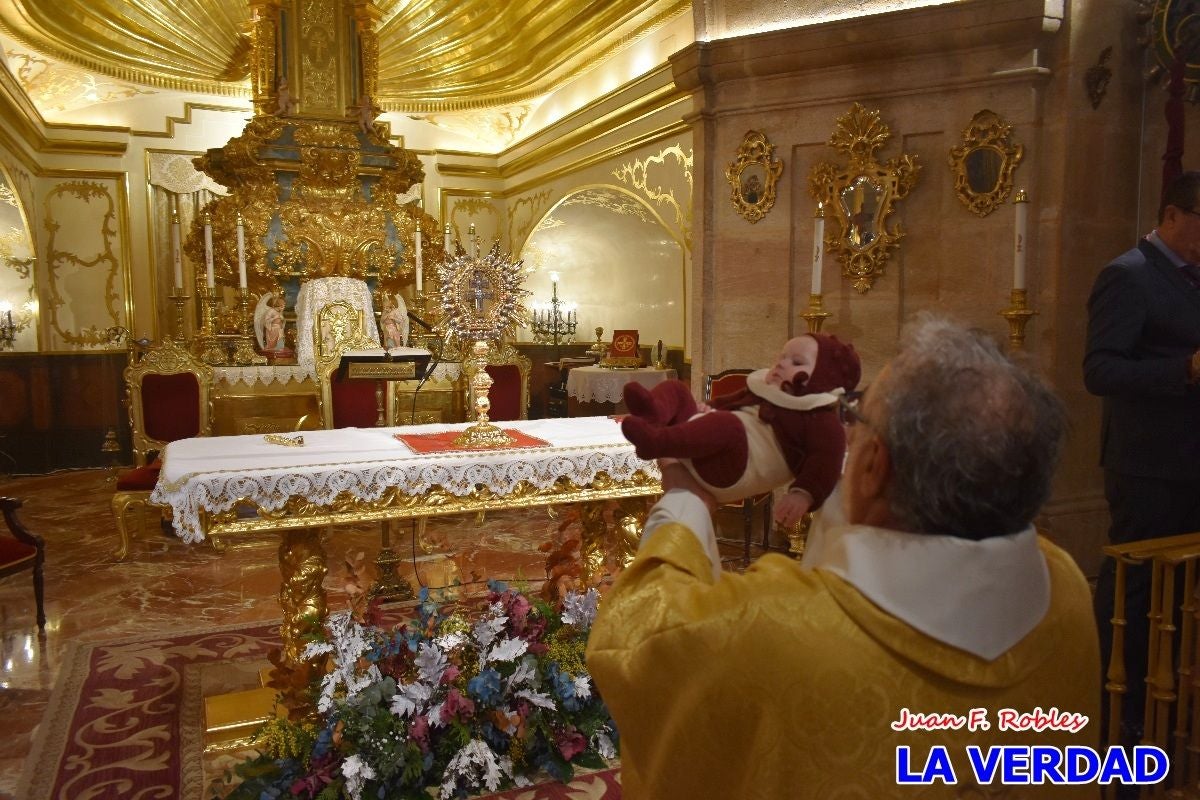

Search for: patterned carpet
xmin=0 ymin=469 xmax=569 ymax=799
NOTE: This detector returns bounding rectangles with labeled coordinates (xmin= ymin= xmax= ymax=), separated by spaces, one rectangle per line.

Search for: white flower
xmin=473 ymin=614 xmax=507 ymax=650
xmin=504 ymin=655 xmax=537 ymax=692
xmin=516 ymin=689 xmax=556 ymax=710
xmin=592 ymin=727 xmax=617 ymax=760
xmin=560 ymin=588 xmax=600 ymax=629
xmin=485 ymin=636 xmax=528 ymax=666
xmin=572 ymin=674 xmax=592 ymax=699
xmin=390 ymin=681 xmax=433 ymax=718
xmin=415 ymin=642 xmax=448 ymax=684
xmin=439 ymin=739 xmax=513 ymax=799
xmin=435 ymin=630 xmax=467 ymax=651
xmin=342 ymin=754 xmax=377 ymax=800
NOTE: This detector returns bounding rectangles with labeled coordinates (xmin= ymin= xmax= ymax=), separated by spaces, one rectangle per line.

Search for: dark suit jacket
xmin=1083 ymin=238 xmax=1200 ymax=480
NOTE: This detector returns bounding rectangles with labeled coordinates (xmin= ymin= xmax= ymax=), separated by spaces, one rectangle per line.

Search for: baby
xmin=621 ymin=333 xmax=860 ymax=527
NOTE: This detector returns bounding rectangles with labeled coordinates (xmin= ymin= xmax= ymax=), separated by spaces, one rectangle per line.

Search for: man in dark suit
xmin=1085 ymin=170 xmax=1200 ymax=742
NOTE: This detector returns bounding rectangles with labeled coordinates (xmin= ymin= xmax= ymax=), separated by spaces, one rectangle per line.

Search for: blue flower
xmin=467 ymin=668 xmax=502 ymax=704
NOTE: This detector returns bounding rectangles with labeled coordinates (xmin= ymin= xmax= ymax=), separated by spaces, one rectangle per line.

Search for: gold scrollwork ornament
xmin=725 ymin=131 xmax=783 ymax=223
xmin=948 ymin=109 xmax=1023 ymax=218
xmin=808 ymin=104 xmax=920 ymax=293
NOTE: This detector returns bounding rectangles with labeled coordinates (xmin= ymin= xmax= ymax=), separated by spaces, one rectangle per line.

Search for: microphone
xmin=407 ymin=310 xmax=434 ymax=331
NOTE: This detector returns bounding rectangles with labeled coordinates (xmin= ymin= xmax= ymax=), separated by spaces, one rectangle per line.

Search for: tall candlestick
xmin=550 ymin=271 xmax=559 ymax=294
xmin=444 ymin=223 xmax=452 ymax=255
xmin=170 ymin=203 xmax=183 ymax=289
xmin=812 ymin=203 xmax=825 ymax=295
xmin=236 ymin=212 xmax=247 ymax=289
xmin=415 ymin=227 xmax=423 ymax=292
xmin=203 ymin=212 xmax=215 ymax=288
xmin=1013 ymin=189 xmax=1029 ymax=291
xmin=468 ymin=223 xmax=477 ymax=258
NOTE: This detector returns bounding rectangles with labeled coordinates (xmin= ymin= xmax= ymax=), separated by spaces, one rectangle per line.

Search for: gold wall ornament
xmin=948 ymin=109 xmax=1023 ymax=218
xmin=613 ymin=144 xmax=694 ymax=251
xmin=725 ymin=131 xmax=783 ymax=224
xmin=808 ymin=103 xmax=920 ymax=294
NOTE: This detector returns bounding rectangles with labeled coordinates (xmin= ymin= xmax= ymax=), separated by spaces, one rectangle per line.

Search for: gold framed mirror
xmin=725 ymin=130 xmax=783 ymax=223
xmin=948 ymin=109 xmax=1023 ymax=218
xmin=808 ymin=104 xmax=920 ymax=293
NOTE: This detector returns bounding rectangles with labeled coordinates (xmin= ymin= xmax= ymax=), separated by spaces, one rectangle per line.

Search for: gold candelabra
xmin=1000 ymin=288 xmax=1037 ymax=350
xmin=800 ymin=293 xmax=832 ymax=332
xmin=192 ymin=284 xmax=228 ymax=365
xmin=231 ymin=288 xmax=266 ymax=365
xmin=168 ymin=288 xmax=190 ymax=343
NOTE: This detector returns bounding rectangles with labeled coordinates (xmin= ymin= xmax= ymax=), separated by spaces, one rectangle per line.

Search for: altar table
xmin=150 ymin=417 xmax=660 ymax=663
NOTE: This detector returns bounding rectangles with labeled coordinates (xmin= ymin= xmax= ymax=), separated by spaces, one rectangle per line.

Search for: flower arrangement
xmin=220 ymin=581 xmax=617 ymax=800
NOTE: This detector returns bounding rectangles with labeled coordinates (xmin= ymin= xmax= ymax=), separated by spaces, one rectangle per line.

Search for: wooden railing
xmin=1105 ymin=532 xmax=1200 ymax=799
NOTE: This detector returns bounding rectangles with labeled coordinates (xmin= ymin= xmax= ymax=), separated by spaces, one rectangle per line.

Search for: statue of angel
xmin=380 ymin=293 xmax=410 ymax=349
xmin=254 ymin=292 xmax=286 ymax=352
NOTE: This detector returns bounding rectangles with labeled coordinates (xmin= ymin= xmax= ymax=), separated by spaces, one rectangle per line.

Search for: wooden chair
xmin=704 ymin=368 xmax=774 ymax=566
xmin=111 ymin=339 xmax=213 ymax=559
xmin=0 ymin=497 xmax=45 ymax=629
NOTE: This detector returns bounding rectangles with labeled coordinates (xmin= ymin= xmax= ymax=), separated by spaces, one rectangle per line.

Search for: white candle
xmin=469 ymin=223 xmax=477 ymax=258
xmin=444 ymin=223 xmax=452 ymax=255
xmin=1013 ymin=189 xmax=1029 ymax=290
xmin=203 ymin=212 xmax=215 ymax=288
xmin=550 ymin=271 xmax=559 ymax=293
xmin=415 ymin=227 xmax=423 ymax=292
xmin=812 ymin=203 xmax=825 ymax=296
xmin=236 ymin=212 xmax=247 ymax=289
xmin=170 ymin=204 xmax=183 ymax=290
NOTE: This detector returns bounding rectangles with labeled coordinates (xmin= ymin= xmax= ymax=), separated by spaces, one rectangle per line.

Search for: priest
xmin=587 ymin=315 xmax=1100 ymax=798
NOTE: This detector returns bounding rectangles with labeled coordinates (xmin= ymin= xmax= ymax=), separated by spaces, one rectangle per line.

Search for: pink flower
xmin=556 ymin=728 xmax=587 ymax=761
xmin=441 ymin=688 xmax=476 ymax=723
xmin=410 ymin=714 xmax=430 ymax=751
xmin=441 ymin=664 xmax=461 ymax=684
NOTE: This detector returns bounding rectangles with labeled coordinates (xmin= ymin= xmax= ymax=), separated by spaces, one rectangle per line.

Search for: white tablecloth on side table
xmin=565 ymin=366 xmax=677 ymax=404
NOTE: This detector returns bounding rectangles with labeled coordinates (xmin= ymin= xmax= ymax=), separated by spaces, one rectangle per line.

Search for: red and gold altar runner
xmin=395 ymin=428 xmax=550 ymax=454
xmin=150 ymin=417 xmax=656 ymax=543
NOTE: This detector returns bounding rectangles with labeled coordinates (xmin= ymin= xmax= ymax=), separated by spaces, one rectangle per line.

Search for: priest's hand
xmin=774 ymin=488 xmax=813 ymax=529
xmin=658 ymin=459 xmax=717 ymax=513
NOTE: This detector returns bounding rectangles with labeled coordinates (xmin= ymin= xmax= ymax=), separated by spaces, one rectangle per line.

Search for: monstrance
xmin=439 ymin=241 xmax=530 ymax=448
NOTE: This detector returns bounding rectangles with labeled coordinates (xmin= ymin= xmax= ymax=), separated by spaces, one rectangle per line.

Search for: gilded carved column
xmin=249 ymin=0 xmax=282 ymax=116
xmin=350 ymin=0 xmax=382 ymax=102
xmin=278 ymin=528 xmax=328 ymax=664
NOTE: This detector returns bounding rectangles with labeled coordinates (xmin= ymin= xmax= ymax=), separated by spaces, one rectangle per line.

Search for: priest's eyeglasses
xmin=837 ymin=390 xmax=872 ymax=428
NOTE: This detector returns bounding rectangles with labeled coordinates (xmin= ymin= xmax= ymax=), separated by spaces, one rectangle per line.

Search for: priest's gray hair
xmin=878 ymin=314 xmax=1066 ymax=540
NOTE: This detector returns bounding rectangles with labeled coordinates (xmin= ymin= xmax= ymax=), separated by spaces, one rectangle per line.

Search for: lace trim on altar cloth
xmin=214 ymin=365 xmax=317 ymax=386
xmin=153 ymin=449 xmax=655 ymax=544
xmin=566 ymin=368 xmax=676 ymax=404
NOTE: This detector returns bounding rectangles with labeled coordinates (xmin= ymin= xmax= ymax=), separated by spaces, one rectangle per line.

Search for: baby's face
xmin=765 ymin=336 xmax=818 ymax=391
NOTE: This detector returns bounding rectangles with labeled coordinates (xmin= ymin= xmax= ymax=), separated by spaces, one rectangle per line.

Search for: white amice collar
xmin=801 ymin=489 xmax=1050 ymax=661
xmin=745 ymin=368 xmax=842 ymax=411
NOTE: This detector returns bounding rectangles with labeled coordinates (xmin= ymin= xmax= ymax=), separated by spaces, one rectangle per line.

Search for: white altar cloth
xmin=151 ymin=416 xmax=655 ymax=544
xmin=566 ymin=366 xmax=677 ymax=404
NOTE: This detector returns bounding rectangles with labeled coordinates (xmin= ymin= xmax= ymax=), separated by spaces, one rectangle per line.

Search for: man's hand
xmin=658 ymin=460 xmax=718 ymax=513
xmin=774 ymin=489 xmax=813 ymax=529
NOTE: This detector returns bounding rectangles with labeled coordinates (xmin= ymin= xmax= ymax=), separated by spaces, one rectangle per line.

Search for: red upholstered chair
xmin=0 ymin=497 xmax=45 ymax=629
xmin=704 ymin=369 xmax=773 ymax=566
xmin=111 ymin=339 xmax=213 ymax=559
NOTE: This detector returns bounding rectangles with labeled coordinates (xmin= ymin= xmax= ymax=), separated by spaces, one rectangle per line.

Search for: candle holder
xmin=192 ymin=285 xmax=229 ymax=365
xmin=529 ymin=281 xmax=577 ymax=355
xmin=799 ymin=293 xmax=832 ymax=333
xmin=168 ymin=288 xmax=190 ymax=344
xmin=231 ymin=287 xmax=266 ymax=365
xmin=1000 ymin=288 xmax=1037 ymax=350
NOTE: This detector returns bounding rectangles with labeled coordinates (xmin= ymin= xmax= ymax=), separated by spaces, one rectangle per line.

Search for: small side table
xmin=565 ymin=366 xmax=677 ymax=416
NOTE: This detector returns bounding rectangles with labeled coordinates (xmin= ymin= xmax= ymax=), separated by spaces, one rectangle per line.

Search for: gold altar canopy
xmin=181 ymin=0 xmax=444 ymax=305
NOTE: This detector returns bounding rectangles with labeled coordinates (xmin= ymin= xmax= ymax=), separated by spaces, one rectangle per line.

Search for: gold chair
xmin=111 ymin=338 xmax=213 ymax=559
xmin=463 ymin=340 xmax=531 ymax=422
xmin=704 ymin=368 xmax=773 ymax=567
xmin=314 ymin=301 xmax=396 ymax=429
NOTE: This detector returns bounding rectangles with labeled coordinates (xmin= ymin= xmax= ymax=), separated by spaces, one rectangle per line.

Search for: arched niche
xmin=0 ymin=163 xmax=38 ymax=351
xmin=517 ymin=186 xmax=685 ymax=353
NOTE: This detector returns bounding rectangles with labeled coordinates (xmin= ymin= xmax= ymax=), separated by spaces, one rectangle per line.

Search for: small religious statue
xmin=653 ymin=339 xmax=666 ymax=369
xmin=380 ymin=293 xmax=410 ymax=349
xmin=275 ymin=76 xmax=297 ymax=116
xmin=350 ymin=95 xmax=381 ymax=135
xmin=254 ymin=292 xmax=290 ymax=354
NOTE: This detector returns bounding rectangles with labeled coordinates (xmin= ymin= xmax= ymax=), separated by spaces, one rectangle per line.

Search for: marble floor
xmin=0 ymin=468 xmax=774 ymax=799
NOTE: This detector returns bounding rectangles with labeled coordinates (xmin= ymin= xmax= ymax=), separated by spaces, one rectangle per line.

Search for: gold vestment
xmin=587 ymin=524 xmax=1100 ymax=799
